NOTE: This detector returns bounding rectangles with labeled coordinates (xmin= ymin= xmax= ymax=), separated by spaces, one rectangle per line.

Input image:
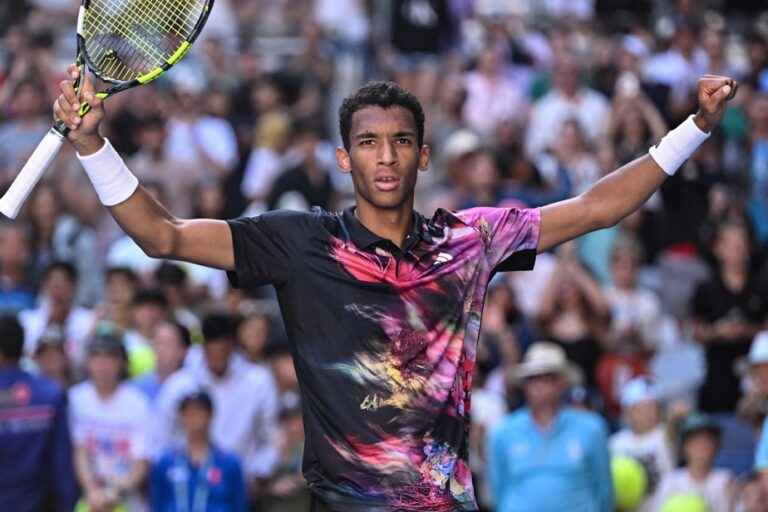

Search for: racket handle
xmin=0 ymin=128 xmax=65 ymax=219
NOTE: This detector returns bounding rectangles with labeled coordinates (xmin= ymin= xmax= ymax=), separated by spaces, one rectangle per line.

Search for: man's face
xmin=203 ymin=339 xmax=232 ymax=377
xmin=523 ymin=372 xmax=564 ymax=408
xmin=611 ymin=250 xmax=637 ymax=289
xmin=87 ymin=353 xmax=122 ymax=389
xmin=627 ymin=400 xmax=660 ymax=434
xmin=752 ymin=363 xmax=768 ymax=394
xmin=337 ymin=106 xmax=429 ymax=211
xmin=153 ymin=323 xmax=187 ymax=375
xmin=683 ymin=430 xmax=718 ymax=466
xmin=180 ymin=403 xmax=212 ymax=437
xmin=45 ymin=269 xmax=75 ymax=305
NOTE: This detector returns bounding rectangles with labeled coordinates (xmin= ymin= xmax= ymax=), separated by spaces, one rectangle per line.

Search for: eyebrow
xmin=353 ymin=131 xmax=417 ymax=140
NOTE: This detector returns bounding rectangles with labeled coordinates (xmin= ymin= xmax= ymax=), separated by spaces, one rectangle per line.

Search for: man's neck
xmin=94 ymin=383 xmax=118 ymax=400
xmin=354 ymin=201 xmax=414 ymax=249
xmin=531 ymin=404 xmax=559 ymax=430
xmin=187 ymin=435 xmax=210 ymax=465
xmin=688 ymin=462 xmax=711 ymax=482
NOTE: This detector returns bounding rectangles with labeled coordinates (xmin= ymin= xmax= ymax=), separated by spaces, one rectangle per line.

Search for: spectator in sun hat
xmin=653 ymin=412 xmax=736 ymax=512
xmin=150 ymin=389 xmax=248 ymax=512
xmin=610 ymin=377 xmax=675 ymax=512
xmin=487 ymin=342 xmax=613 ymax=512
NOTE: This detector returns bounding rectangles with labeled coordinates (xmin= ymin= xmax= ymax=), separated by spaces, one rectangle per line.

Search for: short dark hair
xmin=0 ymin=314 xmax=24 ymax=360
xmin=339 ymin=81 xmax=425 ymax=151
xmin=202 ymin=312 xmax=235 ymax=343
xmin=43 ymin=261 xmax=78 ymax=285
xmin=167 ymin=321 xmax=192 ymax=348
xmin=132 ymin=288 xmax=169 ymax=308
xmin=106 ymin=266 xmax=139 ymax=285
xmin=178 ymin=390 xmax=214 ymax=413
xmin=155 ymin=262 xmax=188 ymax=288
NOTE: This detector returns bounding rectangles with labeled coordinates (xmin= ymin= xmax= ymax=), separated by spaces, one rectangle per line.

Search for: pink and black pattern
xmin=227 ymin=206 xmax=541 ymax=511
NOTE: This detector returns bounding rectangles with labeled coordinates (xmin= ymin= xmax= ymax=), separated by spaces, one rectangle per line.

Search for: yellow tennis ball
xmin=660 ymin=494 xmax=709 ymax=512
xmin=128 ymin=344 xmax=156 ymax=377
xmin=75 ymin=499 xmax=128 ymax=512
xmin=612 ymin=455 xmax=648 ymax=510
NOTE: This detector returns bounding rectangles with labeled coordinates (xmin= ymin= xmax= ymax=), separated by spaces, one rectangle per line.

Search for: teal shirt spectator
xmin=487 ymin=406 xmax=613 ymax=512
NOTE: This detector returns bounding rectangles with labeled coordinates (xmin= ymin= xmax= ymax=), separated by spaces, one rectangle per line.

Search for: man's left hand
xmin=693 ymin=74 xmax=738 ymax=133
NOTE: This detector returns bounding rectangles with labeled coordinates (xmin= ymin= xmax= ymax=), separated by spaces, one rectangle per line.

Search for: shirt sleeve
xmin=244 ymin=371 xmax=280 ymax=478
xmin=465 ymin=207 xmax=541 ymax=272
xmin=486 ymin=423 xmax=507 ymax=508
xmin=226 ymin=210 xmax=308 ymax=288
xmin=49 ymin=391 xmax=78 ymax=512
xmin=589 ymin=417 xmax=614 ymax=512
xmin=150 ymin=456 xmax=171 ymax=511
xmin=756 ymin=417 xmax=768 ymax=470
xmin=130 ymin=394 xmax=152 ymax=461
xmin=229 ymin=456 xmax=249 ymax=512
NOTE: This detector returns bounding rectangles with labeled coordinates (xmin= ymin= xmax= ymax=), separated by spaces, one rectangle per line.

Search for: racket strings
xmin=83 ymin=0 xmax=205 ymax=82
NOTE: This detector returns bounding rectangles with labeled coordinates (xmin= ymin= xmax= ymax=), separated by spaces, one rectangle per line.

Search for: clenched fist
xmin=693 ymin=74 xmax=738 ymax=133
xmin=52 ymin=64 xmax=105 ymax=156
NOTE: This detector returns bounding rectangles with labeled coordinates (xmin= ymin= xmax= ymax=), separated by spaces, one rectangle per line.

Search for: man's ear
xmin=336 ymin=147 xmax=352 ymax=174
xmin=418 ymin=144 xmax=431 ymax=172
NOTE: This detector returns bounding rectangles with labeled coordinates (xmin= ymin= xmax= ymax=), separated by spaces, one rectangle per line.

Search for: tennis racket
xmin=0 ymin=0 xmax=214 ymax=219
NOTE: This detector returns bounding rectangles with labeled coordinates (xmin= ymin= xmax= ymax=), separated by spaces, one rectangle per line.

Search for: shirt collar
xmin=342 ymin=206 xmax=426 ymax=251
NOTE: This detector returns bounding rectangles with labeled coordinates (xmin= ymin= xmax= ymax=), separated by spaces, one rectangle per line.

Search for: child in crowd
xmin=610 ymin=377 xmax=674 ymax=511
xmin=653 ymin=413 xmax=736 ymax=511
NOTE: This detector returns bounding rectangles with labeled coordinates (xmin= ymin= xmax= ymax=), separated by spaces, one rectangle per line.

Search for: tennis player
xmin=53 ymin=66 xmax=736 ymax=512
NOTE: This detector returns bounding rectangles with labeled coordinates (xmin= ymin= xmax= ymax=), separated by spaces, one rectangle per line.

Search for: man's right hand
xmin=53 ymin=64 xmax=105 ymax=156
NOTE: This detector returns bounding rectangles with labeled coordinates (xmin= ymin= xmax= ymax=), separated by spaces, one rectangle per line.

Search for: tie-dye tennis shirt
xmin=227 ymin=206 xmax=541 ymax=511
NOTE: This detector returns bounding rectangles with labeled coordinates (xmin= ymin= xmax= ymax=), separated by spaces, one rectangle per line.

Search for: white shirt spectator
xmin=241 ymin=147 xmax=286 ymax=212
xmin=610 ymin=426 xmax=675 ymax=512
xmin=314 ymin=0 xmax=370 ymax=44
xmin=603 ymin=285 xmax=663 ymax=350
xmin=164 ymin=116 xmax=238 ymax=179
xmin=653 ymin=468 xmax=734 ymax=512
xmin=154 ymin=355 xmax=280 ymax=479
xmin=525 ymin=89 xmax=610 ymax=157
xmin=69 ymin=381 xmax=151 ymax=511
xmin=20 ymin=302 xmax=95 ymax=369
xmin=643 ymin=49 xmax=708 ymax=103
xmin=462 ymin=70 xmax=529 ymax=138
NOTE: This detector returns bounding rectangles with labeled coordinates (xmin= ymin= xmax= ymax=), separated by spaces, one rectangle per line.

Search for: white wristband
xmin=648 ymin=115 xmax=710 ymax=176
xmin=77 ymin=138 xmax=139 ymax=206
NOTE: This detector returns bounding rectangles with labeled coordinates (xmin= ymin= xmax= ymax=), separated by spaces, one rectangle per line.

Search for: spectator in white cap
xmin=748 ymin=332 xmax=768 ymax=476
xmin=487 ymin=342 xmax=613 ymax=512
xmin=738 ymin=331 xmax=768 ymax=433
xmin=610 ymin=376 xmax=675 ymax=512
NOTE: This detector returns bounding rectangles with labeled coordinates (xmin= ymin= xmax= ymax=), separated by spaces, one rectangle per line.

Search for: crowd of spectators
xmin=3 ymin=0 xmax=768 ymax=510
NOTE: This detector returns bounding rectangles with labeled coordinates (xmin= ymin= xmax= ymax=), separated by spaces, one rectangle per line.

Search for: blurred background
xmin=2 ymin=0 xmax=768 ymax=511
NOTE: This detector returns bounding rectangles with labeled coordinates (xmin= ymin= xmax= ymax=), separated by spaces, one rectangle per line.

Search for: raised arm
xmin=53 ymin=66 xmax=235 ymax=270
xmin=538 ymin=75 xmax=737 ymax=253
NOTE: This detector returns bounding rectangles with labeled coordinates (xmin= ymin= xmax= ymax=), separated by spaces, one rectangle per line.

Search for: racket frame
xmin=0 ymin=0 xmax=215 ymax=219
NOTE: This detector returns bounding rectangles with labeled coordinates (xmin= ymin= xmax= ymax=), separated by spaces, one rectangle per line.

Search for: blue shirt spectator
xmin=0 ymin=314 xmax=78 ymax=512
xmin=151 ymin=390 xmax=248 ymax=512
xmin=151 ymin=445 xmax=248 ymax=512
xmin=488 ymin=342 xmax=613 ymax=512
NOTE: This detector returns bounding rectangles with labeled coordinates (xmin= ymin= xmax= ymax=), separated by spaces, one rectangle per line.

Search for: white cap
xmin=620 ymin=376 xmax=658 ymax=409
xmin=621 ymin=35 xmax=649 ymax=59
xmin=749 ymin=331 xmax=768 ymax=365
xmin=442 ymin=130 xmax=481 ymax=162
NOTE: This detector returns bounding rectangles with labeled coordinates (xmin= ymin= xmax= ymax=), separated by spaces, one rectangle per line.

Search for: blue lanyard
xmin=172 ymin=448 xmax=213 ymax=512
